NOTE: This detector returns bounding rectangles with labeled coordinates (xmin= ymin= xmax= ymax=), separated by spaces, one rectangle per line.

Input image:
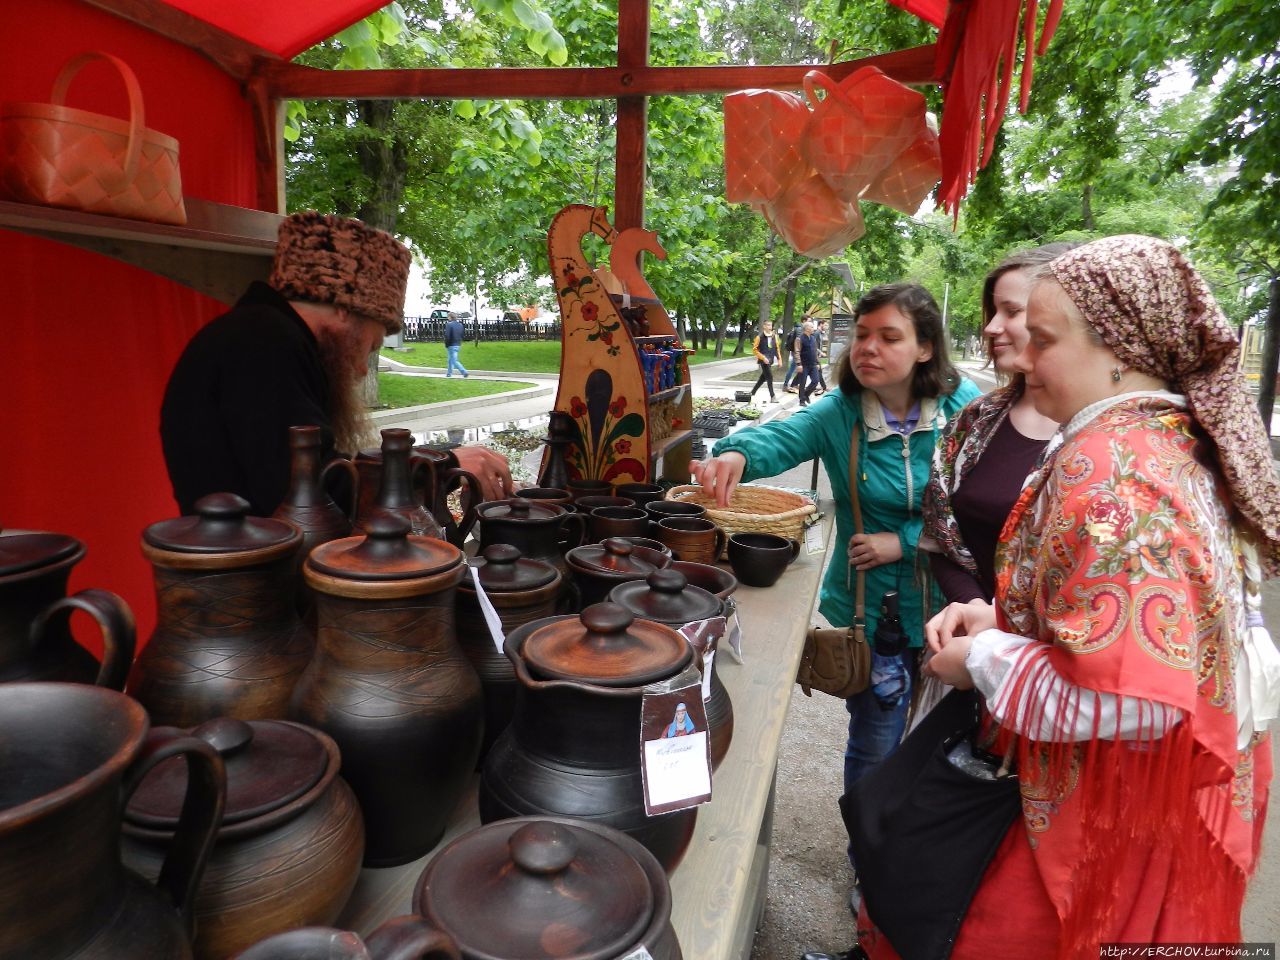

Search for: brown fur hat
xmin=269 ymin=211 xmax=410 ymax=333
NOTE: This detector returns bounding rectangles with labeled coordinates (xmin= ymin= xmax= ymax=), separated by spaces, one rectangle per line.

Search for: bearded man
xmin=160 ymin=211 xmax=511 ymax=516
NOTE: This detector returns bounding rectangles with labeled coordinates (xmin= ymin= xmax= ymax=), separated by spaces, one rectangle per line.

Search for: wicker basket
xmin=666 ymin=484 xmax=816 ymax=557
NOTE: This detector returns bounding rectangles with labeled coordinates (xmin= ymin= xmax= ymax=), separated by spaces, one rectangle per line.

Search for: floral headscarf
xmin=1049 ymin=235 xmax=1280 ymax=575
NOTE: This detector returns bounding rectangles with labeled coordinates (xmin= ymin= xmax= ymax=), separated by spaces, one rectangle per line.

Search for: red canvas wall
xmin=0 ymin=0 xmax=260 ymax=650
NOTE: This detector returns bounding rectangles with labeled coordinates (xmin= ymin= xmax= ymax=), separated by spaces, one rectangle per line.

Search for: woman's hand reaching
xmin=689 ymin=452 xmax=746 ymax=509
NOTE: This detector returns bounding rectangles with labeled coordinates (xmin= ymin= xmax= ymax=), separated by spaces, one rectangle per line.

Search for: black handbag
xmin=840 ymin=688 xmax=1022 ymax=960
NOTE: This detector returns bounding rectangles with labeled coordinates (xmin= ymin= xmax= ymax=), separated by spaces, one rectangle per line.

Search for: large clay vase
xmin=291 ymin=511 xmax=482 ymax=866
xmin=123 ymin=717 xmax=365 ymax=960
xmin=353 ymin=429 xmax=445 ymax=540
xmin=0 ymin=683 xmax=225 ymax=960
xmin=130 ymin=493 xmax=312 ymax=726
xmin=456 ymin=544 xmax=562 ymax=760
xmin=413 ymin=817 xmax=682 ymax=960
xmin=0 ymin=530 xmax=135 ymax=689
xmin=479 ymin=603 xmax=698 ymax=871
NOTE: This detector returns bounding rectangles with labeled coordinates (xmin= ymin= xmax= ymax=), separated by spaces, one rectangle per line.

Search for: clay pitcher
xmin=130 ymin=493 xmax=312 ymax=726
xmin=0 ymin=682 xmax=225 ymax=960
xmin=291 ymin=511 xmax=482 ymax=866
xmin=273 ymin=425 xmax=358 ymax=560
xmin=352 ymin=428 xmax=444 ymax=540
xmin=0 ymin=530 xmax=135 ymax=689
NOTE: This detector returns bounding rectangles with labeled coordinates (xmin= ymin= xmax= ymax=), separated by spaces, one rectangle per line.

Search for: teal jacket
xmin=713 ymin=379 xmax=980 ymax=646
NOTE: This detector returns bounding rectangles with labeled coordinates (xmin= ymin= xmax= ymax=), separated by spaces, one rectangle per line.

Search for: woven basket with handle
xmin=666 ymin=484 xmax=816 ymax=558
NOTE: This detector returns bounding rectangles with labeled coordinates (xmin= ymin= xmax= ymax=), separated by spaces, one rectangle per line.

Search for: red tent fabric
xmin=157 ymin=0 xmax=391 ymax=59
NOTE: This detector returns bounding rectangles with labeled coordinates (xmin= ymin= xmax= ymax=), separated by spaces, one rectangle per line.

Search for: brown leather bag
xmin=796 ymin=425 xmax=870 ymax=698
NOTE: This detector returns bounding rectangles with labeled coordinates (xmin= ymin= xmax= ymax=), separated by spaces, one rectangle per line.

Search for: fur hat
xmin=269 ymin=211 xmax=410 ymax=333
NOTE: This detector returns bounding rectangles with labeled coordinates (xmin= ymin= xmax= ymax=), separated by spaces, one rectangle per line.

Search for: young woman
xmin=749 ymin=319 xmax=782 ymax=403
xmin=920 ymin=244 xmax=1075 ymax=604
xmin=692 ymin=283 xmax=980 ymax=795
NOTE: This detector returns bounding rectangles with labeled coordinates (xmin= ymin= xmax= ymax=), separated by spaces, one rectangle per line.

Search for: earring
xmin=1111 ymin=367 xmax=1124 ymax=383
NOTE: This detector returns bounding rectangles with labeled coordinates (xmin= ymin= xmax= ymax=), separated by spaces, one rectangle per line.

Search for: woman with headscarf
xmin=899 ymin=236 xmax=1280 ymax=957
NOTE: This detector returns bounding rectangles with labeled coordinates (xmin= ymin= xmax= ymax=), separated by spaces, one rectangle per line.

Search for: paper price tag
xmin=723 ymin=596 xmax=743 ymax=662
xmin=805 ymin=521 xmax=824 ymax=556
xmin=639 ymin=666 xmax=712 ymax=816
xmin=468 ymin=567 xmax=507 ymax=654
xmin=619 ymin=948 xmax=655 ymax=960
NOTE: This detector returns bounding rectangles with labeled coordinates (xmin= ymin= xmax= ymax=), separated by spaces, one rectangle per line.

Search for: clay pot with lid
xmin=457 ymin=544 xmax=562 ymax=759
xmin=413 ymin=816 xmax=681 ymax=959
xmin=130 ymin=493 xmax=311 ymax=726
xmin=479 ymin=603 xmax=698 ymax=871
xmin=291 ymin=511 xmax=482 ymax=866
xmin=0 ymin=529 xmax=136 ymax=689
xmin=609 ymin=570 xmax=735 ymax=769
xmin=0 ymin=683 xmax=225 ymax=960
xmin=122 ymin=717 xmax=365 ymax=960
xmin=565 ymin=537 xmax=672 ymax=609
xmin=476 ymin=498 xmax=586 ymax=588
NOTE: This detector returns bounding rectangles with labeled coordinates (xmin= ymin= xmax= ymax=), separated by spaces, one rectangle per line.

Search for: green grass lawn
xmin=375 ymin=372 xmax=532 ymax=409
xmin=383 ymin=340 xmax=744 ymax=374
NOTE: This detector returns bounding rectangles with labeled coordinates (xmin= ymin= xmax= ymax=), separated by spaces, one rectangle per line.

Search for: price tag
xmin=677 ymin=616 xmax=727 ymax=703
xmin=805 ymin=521 xmax=824 ymax=556
xmin=639 ymin=666 xmax=712 ymax=816
xmin=619 ymin=949 xmax=655 ymax=960
xmin=468 ymin=567 xmax=507 ymax=654
xmin=723 ymin=596 xmax=743 ymax=662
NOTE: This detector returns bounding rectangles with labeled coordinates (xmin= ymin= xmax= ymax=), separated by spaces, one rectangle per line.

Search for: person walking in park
xmin=443 ymin=311 xmax=470 ymax=378
xmin=812 ymin=317 xmax=830 ymax=395
xmin=795 ymin=320 xmax=822 ymax=406
xmin=782 ymin=321 xmax=802 ymax=393
xmin=750 ymin=319 xmax=783 ymax=403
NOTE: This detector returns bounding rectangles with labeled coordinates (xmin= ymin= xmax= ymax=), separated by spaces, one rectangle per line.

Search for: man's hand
xmin=847 ymin=532 xmax=902 ymax=571
xmin=455 ymin=446 xmax=514 ymax=501
xmin=688 ymin=451 xmax=746 ymax=508
xmin=925 ymin=599 xmax=996 ymax=654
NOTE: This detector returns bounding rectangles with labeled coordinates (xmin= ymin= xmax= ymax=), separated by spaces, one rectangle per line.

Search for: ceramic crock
xmin=123 ymin=717 xmax=364 ymax=960
xmin=130 ymin=493 xmax=311 ymax=726
xmin=0 ymin=530 xmax=135 ymax=689
xmin=475 ymin=498 xmax=586 ymax=595
xmin=456 ymin=544 xmax=562 ymax=759
xmin=0 ymin=683 xmax=225 ymax=960
xmin=413 ymin=816 xmax=682 ymax=959
xmin=609 ymin=569 xmax=735 ymax=769
xmin=479 ymin=603 xmax=698 ymax=871
xmin=564 ymin=537 xmax=672 ymax=609
xmin=291 ymin=511 xmax=482 ymax=866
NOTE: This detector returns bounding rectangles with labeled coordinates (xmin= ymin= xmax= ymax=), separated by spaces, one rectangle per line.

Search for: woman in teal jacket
xmin=693 ymin=283 xmax=979 ymax=798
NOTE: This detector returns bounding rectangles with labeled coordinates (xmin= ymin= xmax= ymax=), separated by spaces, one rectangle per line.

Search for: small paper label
xmin=805 ymin=521 xmax=824 ymax=556
xmin=618 ymin=948 xmax=655 ymax=960
xmin=468 ymin=567 xmax=507 ymax=654
xmin=723 ymin=596 xmax=743 ymax=661
xmin=677 ymin=616 xmax=726 ymax=703
xmin=640 ymin=667 xmax=712 ymax=816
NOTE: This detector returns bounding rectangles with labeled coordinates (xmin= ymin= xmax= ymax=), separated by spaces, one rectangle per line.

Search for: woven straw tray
xmin=665 ymin=484 xmax=816 ymax=557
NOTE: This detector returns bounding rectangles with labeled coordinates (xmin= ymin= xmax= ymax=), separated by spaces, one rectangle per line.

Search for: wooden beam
xmin=246 ymin=75 xmax=286 ymax=214
xmin=259 ymin=45 xmax=940 ymax=101
xmin=614 ymin=0 xmax=651 ymax=231
xmin=80 ymin=0 xmax=279 ymax=81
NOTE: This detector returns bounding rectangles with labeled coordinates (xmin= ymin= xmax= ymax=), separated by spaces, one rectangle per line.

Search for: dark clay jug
xmin=479 ymin=603 xmax=698 ymax=871
xmin=413 ymin=444 xmax=482 ymax=548
xmin=413 ymin=817 xmax=682 ymax=960
xmin=130 ymin=494 xmax=312 ymax=726
xmin=291 ymin=512 xmax=482 ymax=866
xmin=273 ymin=425 xmax=358 ymax=560
xmin=0 ymin=530 xmax=135 ymax=689
xmin=123 ymin=717 xmax=364 ymax=960
xmin=233 ymin=916 xmax=459 ymax=960
xmin=353 ymin=429 xmax=445 ymax=540
xmin=0 ymin=683 xmax=225 ymax=960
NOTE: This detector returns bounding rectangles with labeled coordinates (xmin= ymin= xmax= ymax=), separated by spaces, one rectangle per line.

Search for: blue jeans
xmin=843 ymin=649 xmax=914 ymax=795
xmin=782 ymin=357 xmax=798 ymax=388
xmin=445 ymin=344 xmax=468 ymax=377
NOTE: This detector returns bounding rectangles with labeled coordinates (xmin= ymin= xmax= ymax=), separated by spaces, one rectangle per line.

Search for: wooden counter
xmin=336 ymin=504 xmax=833 ymax=959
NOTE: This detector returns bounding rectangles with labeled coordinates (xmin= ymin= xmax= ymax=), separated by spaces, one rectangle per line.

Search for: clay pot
xmin=130 ymin=494 xmax=311 ymax=726
xmin=512 ymin=487 xmax=574 ymax=511
xmin=123 ymin=717 xmax=364 ymax=960
xmin=353 ymin=429 xmax=445 ymax=540
xmin=0 ymin=683 xmax=225 ymax=960
xmin=413 ymin=817 xmax=682 ymax=959
xmin=609 ymin=569 xmax=735 ymax=769
xmin=233 ymin=917 xmax=459 ymax=960
xmin=479 ymin=604 xmax=698 ymax=871
xmin=654 ymin=516 xmax=727 ymax=566
xmin=0 ymin=530 xmax=135 ymax=689
xmin=727 ymin=532 xmax=801 ymax=588
xmin=291 ymin=512 xmax=481 ymax=866
xmin=476 ymin=498 xmax=586 ymax=592
xmin=575 ymin=495 xmax=633 ymax=514
xmin=565 ymin=538 xmax=672 ymax=609
xmin=456 ymin=545 xmax=562 ymax=759
xmin=669 ymin=561 xmax=738 ymax=601
xmin=614 ymin=482 xmax=666 ymax=510
xmin=589 ymin=506 xmax=652 ymax=542
xmin=613 ymin=536 xmax=673 ymax=560
xmin=644 ymin=499 xmax=706 ymax=524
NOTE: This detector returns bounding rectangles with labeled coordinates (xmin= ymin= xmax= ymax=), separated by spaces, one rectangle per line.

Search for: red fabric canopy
xmin=156 ymin=0 xmax=391 ymax=59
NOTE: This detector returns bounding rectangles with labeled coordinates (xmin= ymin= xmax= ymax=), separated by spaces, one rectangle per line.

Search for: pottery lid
xmin=144 ymin=493 xmax=299 ymax=554
xmin=0 ymin=532 xmax=82 ymax=576
xmin=567 ymin=538 xmax=659 ymax=576
xmin=308 ymin=511 xmax=462 ymax=581
xmin=417 ymin=818 xmax=655 ymax=960
xmin=477 ymin=498 xmax=563 ymax=522
xmin=469 ymin=544 xmax=557 ymax=592
xmin=125 ymin=718 xmax=327 ymax=829
xmin=520 ymin=602 xmax=691 ymax=687
xmin=609 ymin=569 xmax=722 ymax=625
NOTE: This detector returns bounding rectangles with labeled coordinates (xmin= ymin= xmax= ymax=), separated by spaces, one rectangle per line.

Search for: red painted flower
xmin=569 ymin=397 xmax=587 ymax=418
xmin=609 ymin=397 xmax=627 ymax=418
xmin=601 ymin=331 xmax=613 ymax=345
xmin=582 ymin=302 xmax=599 ymax=323
xmin=1084 ymin=497 xmax=1133 ymax=543
xmin=615 ymin=440 xmax=632 ymax=454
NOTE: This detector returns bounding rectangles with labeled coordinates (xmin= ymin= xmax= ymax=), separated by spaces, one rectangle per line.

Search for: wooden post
xmin=614 ymin=0 xmax=650 ymax=232
xmin=247 ymin=72 xmax=285 ymax=214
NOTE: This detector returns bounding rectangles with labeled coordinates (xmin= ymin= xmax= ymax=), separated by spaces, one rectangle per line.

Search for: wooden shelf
xmin=648 ymin=428 xmax=694 ymax=468
xmin=647 ymin=383 xmax=689 ymax=404
xmin=0 ymin=197 xmax=281 ymax=304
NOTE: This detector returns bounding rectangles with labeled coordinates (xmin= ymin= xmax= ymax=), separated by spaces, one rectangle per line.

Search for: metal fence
xmin=401 ymin=317 xmax=562 ymax=342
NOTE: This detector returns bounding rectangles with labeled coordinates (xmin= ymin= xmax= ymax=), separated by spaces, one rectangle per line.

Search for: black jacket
xmin=443 ymin=319 xmax=466 ymax=347
xmin=798 ymin=332 xmax=819 ymax=366
xmin=160 ymin=282 xmax=333 ymax=516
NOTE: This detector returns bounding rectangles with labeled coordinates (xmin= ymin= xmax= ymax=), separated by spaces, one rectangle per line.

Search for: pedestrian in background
xmin=782 ymin=321 xmax=802 ymax=393
xmin=443 ymin=311 xmax=470 ymax=378
xmin=796 ymin=320 xmax=821 ymax=406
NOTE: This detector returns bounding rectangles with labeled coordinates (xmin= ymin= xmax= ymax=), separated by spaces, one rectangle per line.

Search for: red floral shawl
xmin=992 ymin=396 xmax=1271 ymax=954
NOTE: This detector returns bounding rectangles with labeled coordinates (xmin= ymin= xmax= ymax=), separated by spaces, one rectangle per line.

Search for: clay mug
xmin=566 ymin=478 xmax=613 ymax=501
xmin=726 ymin=532 xmax=801 ymax=588
xmin=513 ymin=487 xmax=575 ymax=511
xmin=614 ymin=482 xmax=666 ymax=510
xmin=574 ymin=495 xmax=633 ymax=514
xmin=656 ymin=516 xmax=727 ymax=566
xmin=589 ymin=506 xmax=651 ymax=542
xmin=233 ymin=916 xmax=459 ymax=960
xmin=644 ymin=499 xmax=706 ymax=526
